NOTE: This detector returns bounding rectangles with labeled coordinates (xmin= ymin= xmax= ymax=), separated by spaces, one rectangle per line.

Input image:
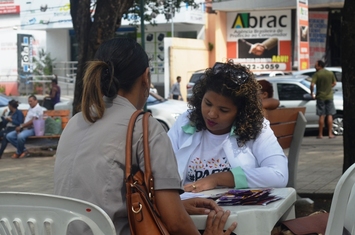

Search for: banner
xmin=297 ymin=0 xmax=310 ymax=70
xmin=20 ymin=0 xmax=72 ymax=29
xmin=309 ymin=11 xmax=328 ymax=66
xmin=226 ymin=10 xmax=292 ymax=72
xmin=0 ymin=0 xmax=19 ymax=15
xmin=17 ymin=34 xmax=34 ymax=93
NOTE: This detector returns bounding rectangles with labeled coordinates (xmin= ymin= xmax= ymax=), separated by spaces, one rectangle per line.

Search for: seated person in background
xmin=43 ymin=76 xmax=61 ymax=110
xmin=168 ymin=61 xmax=288 ymax=193
xmin=6 ymin=95 xmax=44 ymax=159
xmin=258 ymin=79 xmax=280 ymax=110
xmin=0 ymin=100 xmax=24 ymax=158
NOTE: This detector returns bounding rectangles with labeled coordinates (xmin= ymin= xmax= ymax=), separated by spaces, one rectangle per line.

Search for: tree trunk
xmin=70 ymin=0 xmax=134 ymax=114
xmin=341 ymin=0 xmax=355 ymax=172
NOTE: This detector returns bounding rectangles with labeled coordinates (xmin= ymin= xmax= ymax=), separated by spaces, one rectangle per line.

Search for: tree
xmin=70 ymin=0 xmax=199 ymax=114
xmin=70 ymin=0 xmax=133 ymax=114
xmin=341 ymin=0 xmax=355 ymax=172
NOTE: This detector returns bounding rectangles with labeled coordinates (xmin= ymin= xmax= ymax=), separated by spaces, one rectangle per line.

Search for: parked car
xmin=187 ymin=69 xmax=292 ymax=101
xmin=292 ymin=67 xmax=342 ymax=93
xmin=253 ymin=71 xmax=291 ymax=77
xmin=186 ymin=69 xmax=204 ymax=101
xmin=147 ymin=92 xmax=188 ymax=131
xmin=47 ymin=92 xmax=188 ymax=132
xmin=0 ymin=94 xmax=32 ymax=116
xmin=293 ymin=67 xmax=342 ymax=82
xmin=257 ymin=75 xmax=343 ymax=136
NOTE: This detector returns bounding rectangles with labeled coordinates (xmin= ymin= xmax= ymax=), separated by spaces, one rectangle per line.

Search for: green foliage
xmin=32 ymin=49 xmax=56 ymax=94
xmin=123 ymin=0 xmax=201 ymax=26
xmin=0 ymin=85 xmax=5 ymax=94
xmin=33 ymin=49 xmax=56 ymax=76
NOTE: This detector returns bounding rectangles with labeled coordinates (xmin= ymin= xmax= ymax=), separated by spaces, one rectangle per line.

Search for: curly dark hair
xmin=8 ymin=99 xmax=19 ymax=109
xmin=258 ymin=80 xmax=274 ymax=98
xmin=188 ymin=61 xmax=264 ymax=147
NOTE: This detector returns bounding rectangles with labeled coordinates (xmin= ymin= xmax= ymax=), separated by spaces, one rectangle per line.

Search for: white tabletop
xmin=189 ymin=187 xmax=297 ymax=235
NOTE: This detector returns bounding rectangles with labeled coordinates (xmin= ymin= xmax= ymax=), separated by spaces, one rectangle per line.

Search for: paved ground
xmin=0 ymin=132 xmax=344 ymax=213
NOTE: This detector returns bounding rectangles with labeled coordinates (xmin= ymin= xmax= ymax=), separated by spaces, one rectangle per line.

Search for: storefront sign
xmin=17 ymin=34 xmax=33 ymax=80
xmin=0 ymin=5 xmax=19 ymax=14
xmin=297 ymin=0 xmax=310 ymax=70
xmin=309 ymin=11 xmax=328 ymax=66
xmin=226 ymin=10 xmax=292 ymax=72
xmin=20 ymin=0 xmax=72 ymax=29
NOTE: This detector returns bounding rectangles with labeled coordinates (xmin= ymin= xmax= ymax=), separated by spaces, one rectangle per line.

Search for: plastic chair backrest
xmin=0 ymin=192 xmax=116 ymax=235
xmin=325 ymin=163 xmax=355 ymax=235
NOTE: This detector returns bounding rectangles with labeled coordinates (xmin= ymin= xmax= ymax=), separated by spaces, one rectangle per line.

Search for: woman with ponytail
xmin=53 ymin=38 xmax=237 ymax=235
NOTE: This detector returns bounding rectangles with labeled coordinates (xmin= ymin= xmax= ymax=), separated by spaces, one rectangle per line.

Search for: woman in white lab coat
xmin=168 ymin=61 xmax=288 ymax=193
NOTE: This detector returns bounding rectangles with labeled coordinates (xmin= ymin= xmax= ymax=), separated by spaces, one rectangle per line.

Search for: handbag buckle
xmin=132 ymin=203 xmax=142 ymax=213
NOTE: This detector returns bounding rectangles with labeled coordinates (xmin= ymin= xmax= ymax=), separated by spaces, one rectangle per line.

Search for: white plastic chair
xmin=325 ymin=163 xmax=355 ymax=235
xmin=0 ymin=192 xmax=116 ymax=235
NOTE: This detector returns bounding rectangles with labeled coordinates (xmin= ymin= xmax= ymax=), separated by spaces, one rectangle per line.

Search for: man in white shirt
xmin=6 ymin=95 xmax=44 ymax=159
xmin=170 ymin=76 xmax=182 ymax=100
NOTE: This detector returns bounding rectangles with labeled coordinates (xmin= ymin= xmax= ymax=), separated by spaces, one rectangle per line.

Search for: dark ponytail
xmin=81 ymin=38 xmax=149 ymax=123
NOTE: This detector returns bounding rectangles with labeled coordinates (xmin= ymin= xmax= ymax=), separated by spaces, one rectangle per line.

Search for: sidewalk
xmin=0 ymin=134 xmax=344 ymax=200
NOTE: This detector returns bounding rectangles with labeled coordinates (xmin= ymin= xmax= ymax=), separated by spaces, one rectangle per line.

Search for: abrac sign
xmin=226 ymin=10 xmax=292 ymax=72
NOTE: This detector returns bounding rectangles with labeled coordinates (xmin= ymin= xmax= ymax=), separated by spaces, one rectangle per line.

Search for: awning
xmin=212 ymin=0 xmax=344 ymax=12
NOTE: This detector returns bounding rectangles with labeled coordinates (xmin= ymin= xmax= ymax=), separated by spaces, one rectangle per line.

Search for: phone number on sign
xmin=242 ymin=63 xmax=287 ymax=70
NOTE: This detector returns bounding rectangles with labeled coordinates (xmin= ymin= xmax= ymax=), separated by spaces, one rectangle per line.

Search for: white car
xmin=257 ymin=75 xmax=343 ymax=136
xmin=53 ymin=93 xmax=188 ymax=132
xmin=292 ymin=67 xmax=342 ymax=81
xmin=0 ymin=94 xmax=31 ymax=116
xmin=147 ymin=92 xmax=188 ymax=131
xmin=292 ymin=67 xmax=342 ymax=94
xmin=253 ymin=71 xmax=291 ymax=77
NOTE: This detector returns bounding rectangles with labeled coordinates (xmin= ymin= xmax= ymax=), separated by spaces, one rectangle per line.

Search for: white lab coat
xmin=167 ymin=111 xmax=289 ymax=188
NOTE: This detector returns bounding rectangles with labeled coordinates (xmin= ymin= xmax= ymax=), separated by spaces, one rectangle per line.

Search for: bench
xmin=265 ymin=107 xmax=307 ymax=189
xmin=21 ymin=110 xmax=70 ymax=139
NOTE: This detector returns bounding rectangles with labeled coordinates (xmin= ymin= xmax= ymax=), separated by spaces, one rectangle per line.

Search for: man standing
xmin=170 ymin=76 xmax=182 ymax=100
xmin=310 ymin=60 xmax=337 ymax=139
xmin=7 ymin=95 xmax=44 ymax=158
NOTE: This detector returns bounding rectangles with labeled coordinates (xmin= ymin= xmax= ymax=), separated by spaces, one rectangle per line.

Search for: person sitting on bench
xmin=0 ymin=100 xmax=24 ymax=158
xmin=6 ymin=95 xmax=43 ymax=159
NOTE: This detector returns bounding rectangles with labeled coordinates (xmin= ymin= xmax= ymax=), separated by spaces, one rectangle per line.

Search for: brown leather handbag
xmin=125 ymin=110 xmax=170 ymax=235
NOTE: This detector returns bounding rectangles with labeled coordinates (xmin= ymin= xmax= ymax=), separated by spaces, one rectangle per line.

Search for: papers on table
xmin=180 ymin=188 xmax=282 ymax=206
xmin=180 ymin=188 xmax=230 ymax=200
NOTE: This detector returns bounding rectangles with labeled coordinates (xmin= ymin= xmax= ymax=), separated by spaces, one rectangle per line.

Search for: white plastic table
xmin=189 ymin=187 xmax=297 ymax=235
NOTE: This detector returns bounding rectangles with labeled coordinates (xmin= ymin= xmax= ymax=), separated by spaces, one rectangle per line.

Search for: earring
xmin=144 ymin=88 xmax=149 ymax=98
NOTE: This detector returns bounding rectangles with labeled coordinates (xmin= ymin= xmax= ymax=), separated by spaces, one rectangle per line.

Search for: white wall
xmin=46 ymin=29 xmax=70 ymax=62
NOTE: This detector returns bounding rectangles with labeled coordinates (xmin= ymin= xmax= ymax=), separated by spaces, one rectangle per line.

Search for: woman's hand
xmin=182 ymin=198 xmax=223 ymax=215
xmin=184 ymin=176 xmax=218 ymax=193
xmin=203 ymin=210 xmax=237 ymax=235
xmin=184 ymin=172 xmax=235 ymax=193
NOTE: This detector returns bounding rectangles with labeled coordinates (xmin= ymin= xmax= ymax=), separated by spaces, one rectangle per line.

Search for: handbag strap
xmin=125 ymin=110 xmax=155 ymax=200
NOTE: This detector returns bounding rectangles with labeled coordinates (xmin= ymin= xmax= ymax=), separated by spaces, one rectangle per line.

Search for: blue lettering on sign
xmin=29 ymin=18 xmax=36 ymax=24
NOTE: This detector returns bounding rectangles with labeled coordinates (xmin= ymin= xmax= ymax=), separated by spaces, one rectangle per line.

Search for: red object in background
xmin=0 ymin=82 xmax=19 ymax=96
xmin=0 ymin=5 xmax=20 ymax=15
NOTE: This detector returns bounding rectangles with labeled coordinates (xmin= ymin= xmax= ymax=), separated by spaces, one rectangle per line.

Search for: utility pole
xmin=140 ymin=0 xmax=147 ymax=111
xmin=170 ymin=0 xmax=174 ymax=37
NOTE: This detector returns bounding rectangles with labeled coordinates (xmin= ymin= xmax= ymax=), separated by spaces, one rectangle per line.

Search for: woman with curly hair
xmin=167 ymin=61 xmax=288 ymax=193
